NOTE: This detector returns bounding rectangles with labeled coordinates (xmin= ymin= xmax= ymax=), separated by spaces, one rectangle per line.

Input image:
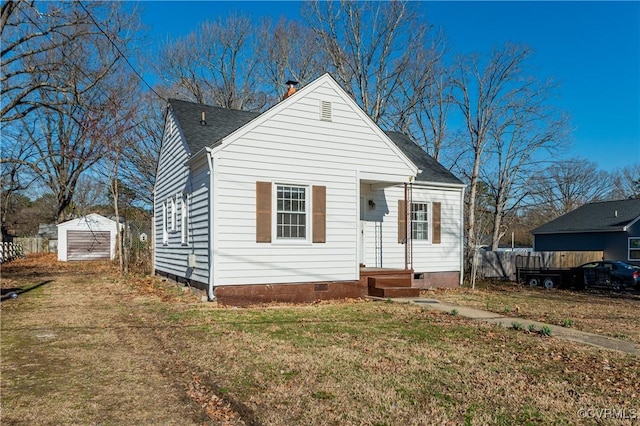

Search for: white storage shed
xmin=57 ymin=214 xmax=119 ymax=261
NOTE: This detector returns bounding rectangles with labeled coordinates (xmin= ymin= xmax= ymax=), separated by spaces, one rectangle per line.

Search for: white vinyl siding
xmin=57 ymin=214 xmax=119 ymax=262
xmin=361 ymin=184 xmax=462 ymax=272
xmin=154 ymin=113 xmax=210 ymax=284
xmin=213 ymin=79 xmax=417 ymax=285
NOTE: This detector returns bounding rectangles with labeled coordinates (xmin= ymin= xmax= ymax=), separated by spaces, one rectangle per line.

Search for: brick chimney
xmin=283 ymin=80 xmax=299 ymax=100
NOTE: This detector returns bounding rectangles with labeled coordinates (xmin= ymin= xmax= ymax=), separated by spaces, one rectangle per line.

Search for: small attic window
xmin=320 ymin=100 xmax=332 ymax=121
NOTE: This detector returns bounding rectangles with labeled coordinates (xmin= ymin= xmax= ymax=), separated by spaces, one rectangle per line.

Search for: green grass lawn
xmin=2 ymin=256 xmax=639 ymax=425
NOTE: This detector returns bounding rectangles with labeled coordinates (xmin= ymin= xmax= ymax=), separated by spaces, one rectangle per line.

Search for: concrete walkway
xmin=391 ymin=297 xmax=640 ymax=356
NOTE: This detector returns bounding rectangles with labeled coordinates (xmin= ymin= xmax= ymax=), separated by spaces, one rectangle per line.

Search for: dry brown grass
xmin=431 ymin=280 xmax=640 ymax=345
xmin=2 ymin=256 xmax=639 ymax=425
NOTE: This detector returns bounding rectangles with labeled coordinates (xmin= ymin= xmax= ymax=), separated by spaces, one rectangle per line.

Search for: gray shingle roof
xmin=533 ymin=199 xmax=640 ymax=234
xmin=385 ymin=131 xmax=463 ymax=185
xmin=168 ymin=99 xmax=463 ymax=185
xmin=169 ymin=98 xmax=259 ymax=154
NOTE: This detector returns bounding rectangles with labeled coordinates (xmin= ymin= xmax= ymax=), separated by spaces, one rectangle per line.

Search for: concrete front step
xmin=368 ymin=286 xmax=420 ymax=298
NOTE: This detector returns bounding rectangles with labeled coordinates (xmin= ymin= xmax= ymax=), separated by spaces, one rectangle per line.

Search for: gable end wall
xmin=154 ymin=112 xmax=210 ymax=285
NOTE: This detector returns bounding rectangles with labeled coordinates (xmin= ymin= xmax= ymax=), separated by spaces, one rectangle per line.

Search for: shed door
xmin=67 ymin=231 xmax=111 ymax=261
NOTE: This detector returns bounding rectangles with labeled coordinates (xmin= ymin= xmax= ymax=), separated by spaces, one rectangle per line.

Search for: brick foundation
xmin=412 ymin=271 xmax=460 ymax=289
xmin=214 ymin=280 xmax=366 ymax=307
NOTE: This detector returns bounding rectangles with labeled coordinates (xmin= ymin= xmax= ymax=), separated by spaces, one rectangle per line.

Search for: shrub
xmin=450 ymin=309 xmax=459 ymax=316
xmin=540 ymin=325 xmax=552 ymax=336
xmin=511 ymin=321 xmax=524 ymax=331
xmin=528 ymin=324 xmax=537 ymax=333
xmin=561 ymin=318 xmax=574 ymax=328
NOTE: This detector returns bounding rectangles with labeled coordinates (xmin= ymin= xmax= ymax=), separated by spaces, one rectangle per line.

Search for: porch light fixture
xmin=368 ymin=199 xmax=376 ymax=209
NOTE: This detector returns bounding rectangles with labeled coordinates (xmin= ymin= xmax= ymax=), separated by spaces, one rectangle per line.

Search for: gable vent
xmin=320 ymin=100 xmax=332 ymax=121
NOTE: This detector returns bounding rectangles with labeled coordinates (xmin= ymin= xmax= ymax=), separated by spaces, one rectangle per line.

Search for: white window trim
xmin=162 ymin=201 xmax=168 ymax=245
xmin=411 ymin=201 xmax=431 ymax=243
xmin=181 ymin=194 xmax=188 ymax=245
xmin=273 ymin=183 xmax=311 ymax=245
xmin=170 ymin=196 xmax=177 ymax=232
xmin=629 ymin=237 xmax=640 ymax=261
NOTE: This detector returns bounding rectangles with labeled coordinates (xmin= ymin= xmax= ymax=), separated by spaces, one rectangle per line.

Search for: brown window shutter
xmin=398 ymin=200 xmax=406 ymax=243
xmin=432 ymin=202 xmax=441 ymax=244
xmin=256 ymin=181 xmax=271 ymax=243
xmin=312 ymin=186 xmax=326 ymax=243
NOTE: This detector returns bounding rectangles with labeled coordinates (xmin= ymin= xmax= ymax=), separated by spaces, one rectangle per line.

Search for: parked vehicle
xmin=516 ymin=256 xmax=640 ymax=290
xmin=516 ymin=255 xmax=576 ymax=289
xmin=574 ymin=260 xmax=640 ymax=290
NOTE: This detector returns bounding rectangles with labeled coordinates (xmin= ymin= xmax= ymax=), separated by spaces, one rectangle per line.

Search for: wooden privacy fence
xmin=476 ymin=250 xmax=604 ymax=281
xmin=0 ymin=242 xmax=24 ymax=263
xmin=15 ymin=237 xmax=53 ymax=255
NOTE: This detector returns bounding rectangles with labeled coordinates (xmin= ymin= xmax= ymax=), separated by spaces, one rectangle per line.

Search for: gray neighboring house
xmin=532 ymin=199 xmax=640 ymax=266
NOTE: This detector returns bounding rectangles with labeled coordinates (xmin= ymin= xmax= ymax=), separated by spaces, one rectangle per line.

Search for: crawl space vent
xmin=320 ymin=100 xmax=332 ymax=121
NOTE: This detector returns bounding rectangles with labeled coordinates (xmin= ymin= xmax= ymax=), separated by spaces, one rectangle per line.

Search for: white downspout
xmin=205 ymin=148 xmax=215 ymax=301
xmin=459 ymin=186 xmax=466 ymax=287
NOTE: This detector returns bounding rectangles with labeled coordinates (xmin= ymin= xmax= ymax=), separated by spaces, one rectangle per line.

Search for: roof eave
xmin=533 ymin=227 xmax=628 ymax=235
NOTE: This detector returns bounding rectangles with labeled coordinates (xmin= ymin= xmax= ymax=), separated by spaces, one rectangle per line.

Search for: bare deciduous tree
xmin=483 ymin=83 xmax=570 ymax=250
xmin=1 ymin=1 xmax=126 ymax=122
xmin=305 ymin=0 xmax=430 ymax=126
xmin=256 ymin=17 xmax=323 ymax=103
xmin=610 ymin=163 xmax=640 ymax=200
xmin=451 ymin=44 xmax=569 ymax=270
xmin=156 ymin=15 xmax=266 ymax=111
xmin=119 ymin=92 xmax=165 ymax=208
xmin=392 ymin=34 xmax=451 ymax=161
xmin=2 ymin=1 xmax=139 ymax=222
xmin=528 ymin=158 xmax=615 ymax=219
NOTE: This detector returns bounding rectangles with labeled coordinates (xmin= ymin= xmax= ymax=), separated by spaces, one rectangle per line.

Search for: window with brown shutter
xmin=432 ymin=202 xmax=441 ymax=244
xmin=398 ymin=200 xmax=406 ymax=243
xmin=256 ymin=181 xmax=272 ymax=243
xmin=312 ymin=186 xmax=326 ymax=243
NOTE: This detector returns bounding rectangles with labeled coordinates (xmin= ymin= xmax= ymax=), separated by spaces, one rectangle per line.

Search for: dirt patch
xmin=1 ymin=255 xmax=240 ymax=425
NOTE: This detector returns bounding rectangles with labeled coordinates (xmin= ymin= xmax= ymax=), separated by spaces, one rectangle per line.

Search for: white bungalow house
xmin=154 ymin=73 xmax=465 ymax=305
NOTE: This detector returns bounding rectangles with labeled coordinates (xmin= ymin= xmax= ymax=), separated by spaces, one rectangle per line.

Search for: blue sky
xmin=138 ymin=1 xmax=640 ymax=172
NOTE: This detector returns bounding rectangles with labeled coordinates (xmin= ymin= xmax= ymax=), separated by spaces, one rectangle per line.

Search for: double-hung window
xmin=412 ymin=202 xmax=430 ymax=241
xmin=629 ymin=238 xmax=640 ymax=261
xmin=276 ymin=185 xmax=307 ymax=239
xmin=162 ymin=201 xmax=168 ymax=245
xmin=181 ymin=194 xmax=188 ymax=245
xmin=170 ymin=196 xmax=177 ymax=232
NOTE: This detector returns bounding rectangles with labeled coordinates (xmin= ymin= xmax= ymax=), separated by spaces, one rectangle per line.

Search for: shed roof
xmin=532 ymin=199 xmax=640 ymax=234
xmin=168 ymin=98 xmax=462 ymax=186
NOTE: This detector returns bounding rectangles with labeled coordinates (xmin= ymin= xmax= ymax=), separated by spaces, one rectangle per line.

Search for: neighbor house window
xmin=629 ymin=238 xmax=640 ymax=260
xmin=181 ymin=194 xmax=188 ymax=245
xmin=162 ymin=201 xmax=168 ymax=245
xmin=276 ymin=185 xmax=307 ymax=239
xmin=412 ymin=202 xmax=430 ymax=241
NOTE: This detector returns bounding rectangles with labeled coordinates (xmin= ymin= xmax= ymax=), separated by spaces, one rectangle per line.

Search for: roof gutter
xmin=533 ymin=228 xmax=627 ymax=235
xmin=412 ymin=181 xmax=467 ymax=190
xmin=205 ymin=147 xmax=216 ymax=302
